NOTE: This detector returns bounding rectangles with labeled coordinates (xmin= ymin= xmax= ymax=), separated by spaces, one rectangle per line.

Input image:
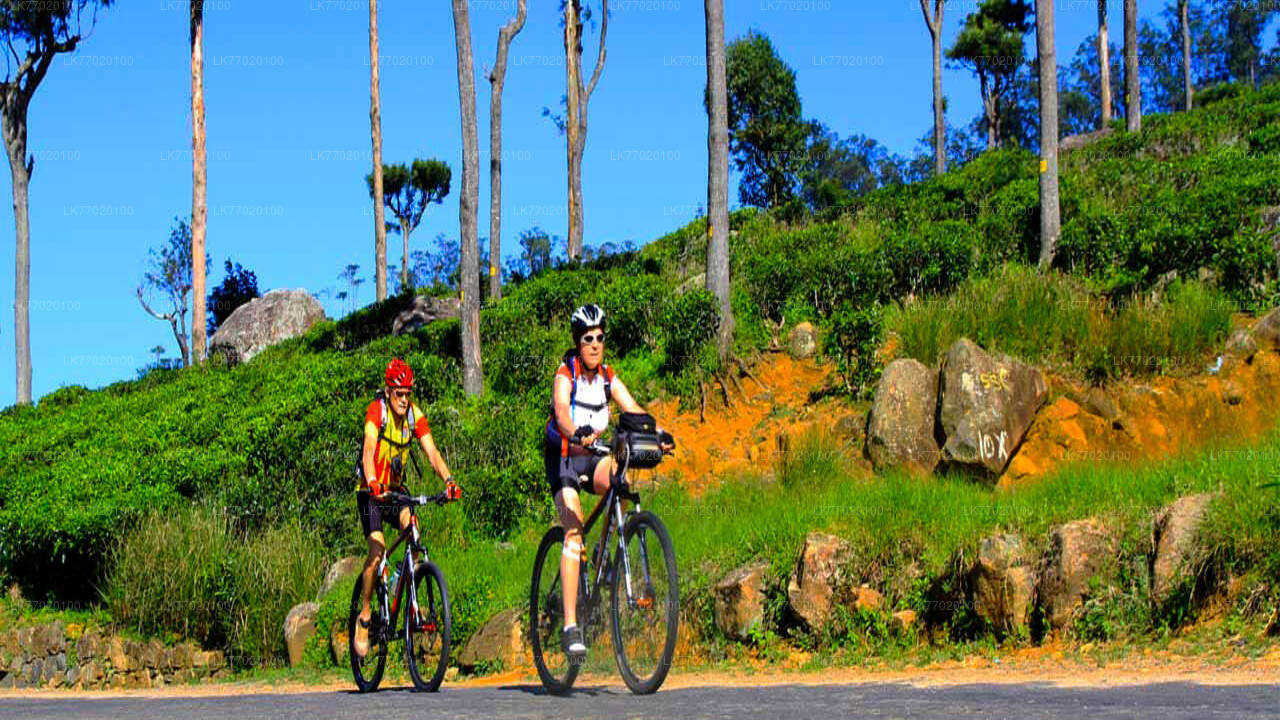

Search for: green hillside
xmin=2 ymin=81 xmax=1278 ymax=631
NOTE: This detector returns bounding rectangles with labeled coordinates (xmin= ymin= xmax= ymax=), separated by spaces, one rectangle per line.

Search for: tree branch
xmin=582 ymin=0 xmax=608 ymax=103
xmin=137 ymin=288 xmax=176 ymax=322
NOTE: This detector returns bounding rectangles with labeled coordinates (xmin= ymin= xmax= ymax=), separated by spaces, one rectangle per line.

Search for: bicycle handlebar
xmin=378 ymin=488 xmax=459 ymax=507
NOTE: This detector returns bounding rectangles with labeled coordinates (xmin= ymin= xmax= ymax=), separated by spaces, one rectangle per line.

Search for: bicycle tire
xmin=348 ymin=573 xmax=388 ymax=692
xmin=609 ymin=511 xmax=678 ymax=695
xmin=529 ymin=525 xmax=581 ymax=694
xmin=404 ymin=560 xmax=452 ymax=692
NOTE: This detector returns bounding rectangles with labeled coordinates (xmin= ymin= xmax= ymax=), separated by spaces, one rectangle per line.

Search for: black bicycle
xmin=529 ymin=434 xmax=679 ymax=695
xmin=348 ymin=486 xmax=460 ymax=692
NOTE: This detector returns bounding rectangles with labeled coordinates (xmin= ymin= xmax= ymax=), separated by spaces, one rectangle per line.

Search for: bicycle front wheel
xmin=404 ymin=560 xmax=451 ymax=692
xmin=348 ymin=573 xmax=388 ymax=692
xmin=529 ymin=526 xmax=580 ymax=695
xmin=609 ymin=511 xmax=678 ymax=695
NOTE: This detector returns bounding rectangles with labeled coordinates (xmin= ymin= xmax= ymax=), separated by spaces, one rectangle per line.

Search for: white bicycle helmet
xmin=570 ymin=304 xmax=606 ymax=343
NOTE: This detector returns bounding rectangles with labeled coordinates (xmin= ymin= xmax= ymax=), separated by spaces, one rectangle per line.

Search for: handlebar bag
xmin=617 ymin=412 xmax=663 ymax=469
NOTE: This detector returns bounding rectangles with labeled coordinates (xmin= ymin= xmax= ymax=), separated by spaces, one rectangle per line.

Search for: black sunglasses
xmin=580 ymin=332 xmax=605 ymax=345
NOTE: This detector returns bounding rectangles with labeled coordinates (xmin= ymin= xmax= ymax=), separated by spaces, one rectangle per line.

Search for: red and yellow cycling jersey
xmin=359 ymin=400 xmax=431 ymax=493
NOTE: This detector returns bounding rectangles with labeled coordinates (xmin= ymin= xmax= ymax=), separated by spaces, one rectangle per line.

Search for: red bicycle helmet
xmin=385 ymin=357 xmax=414 ymax=388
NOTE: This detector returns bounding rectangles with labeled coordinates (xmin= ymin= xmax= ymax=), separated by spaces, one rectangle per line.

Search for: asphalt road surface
xmin=3 ymin=681 xmax=1279 ymax=720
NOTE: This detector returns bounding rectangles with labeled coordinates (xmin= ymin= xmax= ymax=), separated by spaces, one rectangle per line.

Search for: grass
xmin=884 ymin=265 xmax=1235 ymax=380
xmin=102 ymin=504 xmax=328 ymax=669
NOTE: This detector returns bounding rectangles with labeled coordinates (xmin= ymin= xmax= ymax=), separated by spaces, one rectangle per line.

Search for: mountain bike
xmin=348 ymin=486 xmax=461 ymax=692
xmin=529 ymin=438 xmax=679 ymax=695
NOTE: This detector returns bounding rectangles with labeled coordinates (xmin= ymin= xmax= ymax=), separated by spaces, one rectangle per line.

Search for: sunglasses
xmin=580 ymin=332 xmax=605 ymax=345
xmin=389 ymin=389 xmax=412 ymax=400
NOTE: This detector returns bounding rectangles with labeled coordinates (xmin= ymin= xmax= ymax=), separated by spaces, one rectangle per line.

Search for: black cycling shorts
xmin=356 ymin=490 xmax=408 ymax=537
xmin=544 ymin=442 xmax=604 ymax=497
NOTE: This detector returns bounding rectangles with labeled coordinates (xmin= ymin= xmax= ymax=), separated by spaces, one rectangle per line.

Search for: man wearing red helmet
xmin=353 ymin=357 xmax=456 ymax=658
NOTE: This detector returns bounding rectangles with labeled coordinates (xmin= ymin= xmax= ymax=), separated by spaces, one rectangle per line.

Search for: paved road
xmin=3 ymin=681 xmax=1278 ymax=720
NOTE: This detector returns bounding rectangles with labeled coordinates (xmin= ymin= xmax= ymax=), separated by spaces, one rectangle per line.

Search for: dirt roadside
xmin=2 ymin=647 xmax=1277 ymax=698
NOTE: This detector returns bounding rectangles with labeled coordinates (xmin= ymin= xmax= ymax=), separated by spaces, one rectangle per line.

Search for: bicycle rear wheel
xmin=529 ymin=526 xmax=580 ymax=694
xmin=404 ymin=560 xmax=451 ymax=691
xmin=609 ymin=511 xmax=678 ymax=695
xmin=348 ymin=574 xmax=388 ymax=692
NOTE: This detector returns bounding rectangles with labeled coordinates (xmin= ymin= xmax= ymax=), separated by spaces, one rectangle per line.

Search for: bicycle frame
xmin=576 ymin=464 xmax=655 ymax=618
xmin=377 ymin=512 xmax=430 ymax=641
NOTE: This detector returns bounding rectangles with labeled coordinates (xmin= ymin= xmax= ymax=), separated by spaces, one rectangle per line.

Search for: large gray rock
xmin=209 ymin=289 xmax=326 ymax=365
xmin=1039 ymin=519 xmax=1114 ymax=631
xmin=317 ymin=556 xmax=364 ymax=600
xmin=1060 ymin=126 xmax=1114 ymax=153
xmin=788 ymin=322 xmax=818 ymax=359
xmin=1254 ymin=306 xmax=1280 ymax=351
xmin=970 ymin=534 xmax=1035 ymax=636
xmin=458 ymin=608 xmax=525 ymax=670
xmin=866 ymin=359 xmax=941 ymax=474
xmin=714 ymin=560 xmax=771 ymax=641
xmin=1151 ymin=494 xmax=1214 ymax=604
xmin=282 ymin=602 xmax=319 ymax=668
xmin=787 ymin=532 xmax=855 ymax=631
xmin=938 ymin=338 xmax=1048 ymax=477
xmin=393 ymin=295 xmax=460 ymax=335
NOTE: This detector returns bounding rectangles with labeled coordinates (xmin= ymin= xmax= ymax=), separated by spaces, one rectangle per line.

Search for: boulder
xmin=458 ymin=608 xmax=525 ymax=670
xmin=283 ymin=602 xmax=320 ymax=668
xmin=1225 ymin=329 xmax=1259 ymax=361
xmin=890 ymin=609 xmax=917 ymax=633
xmin=1060 ymin=126 xmax=1114 ymax=153
xmin=787 ymin=532 xmax=855 ymax=631
xmin=392 ymin=295 xmax=461 ymax=335
xmin=788 ymin=322 xmax=817 ymax=359
xmin=1254 ymin=306 xmax=1280 ymax=351
xmin=938 ymin=338 xmax=1048 ymax=477
xmin=1039 ymin=519 xmax=1114 ymax=630
xmin=866 ymin=359 xmax=941 ymax=474
xmin=330 ymin=627 xmax=348 ymax=667
xmin=714 ymin=560 xmax=771 ymax=641
xmin=851 ymin=586 xmax=884 ymax=613
xmin=1151 ymin=494 xmax=1214 ymax=604
xmin=970 ymin=534 xmax=1035 ymax=636
xmin=317 ymin=556 xmax=364 ymax=600
xmin=208 ymin=288 xmax=326 ymax=366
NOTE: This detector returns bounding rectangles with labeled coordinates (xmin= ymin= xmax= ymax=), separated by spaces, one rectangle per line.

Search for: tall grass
xmin=886 ymin=265 xmax=1234 ymax=380
xmin=104 ymin=505 xmax=327 ymax=667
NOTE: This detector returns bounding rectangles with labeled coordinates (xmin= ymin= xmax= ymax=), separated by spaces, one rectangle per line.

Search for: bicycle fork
xmin=614 ymin=503 xmax=655 ymax=609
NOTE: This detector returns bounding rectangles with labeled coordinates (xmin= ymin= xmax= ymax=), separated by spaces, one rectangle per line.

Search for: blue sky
xmin=0 ymin=0 xmax=1266 ymax=404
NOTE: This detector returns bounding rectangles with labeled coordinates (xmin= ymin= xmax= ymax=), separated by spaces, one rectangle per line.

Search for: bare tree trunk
xmin=369 ymin=0 xmax=387 ymax=302
xmin=920 ymin=0 xmax=945 ymax=175
xmin=705 ymin=0 xmax=733 ymax=360
xmin=564 ymin=0 xmax=582 ymax=261
xmin=1036 ymin=0 xmax=1061 ymax=271
xmin=1124 ymin=0 xmax=1141 ymax=132
xmin=400 ymin=216 xmax=410 ymax=290
xmin=489 ymin=0 xmax=526 ymax=302
xmin=3 ymin=120 xmax=31 ymax=404
xmin=1180 ymin=0 xmax=1192 ymax=110
xmin=1098 ymin=0 xmax=1112 ymax=126
xmin=981 ymin=74 xmax=997 ymax=149
xmin=452 ymin=0 xmax=484 ymax=397
xmin=563 ymin=0 xmax=607 ymax=262
xmin=191 ymin=0 xmax=208 ymax=364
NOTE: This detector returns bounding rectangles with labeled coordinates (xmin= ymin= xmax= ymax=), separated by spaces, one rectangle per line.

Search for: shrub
xmin=825 ymin=302 xmax=884 ymax=396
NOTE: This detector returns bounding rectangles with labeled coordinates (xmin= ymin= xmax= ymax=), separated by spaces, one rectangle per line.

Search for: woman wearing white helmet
xmin=544 ymin=303 xmax=672 ymax=659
